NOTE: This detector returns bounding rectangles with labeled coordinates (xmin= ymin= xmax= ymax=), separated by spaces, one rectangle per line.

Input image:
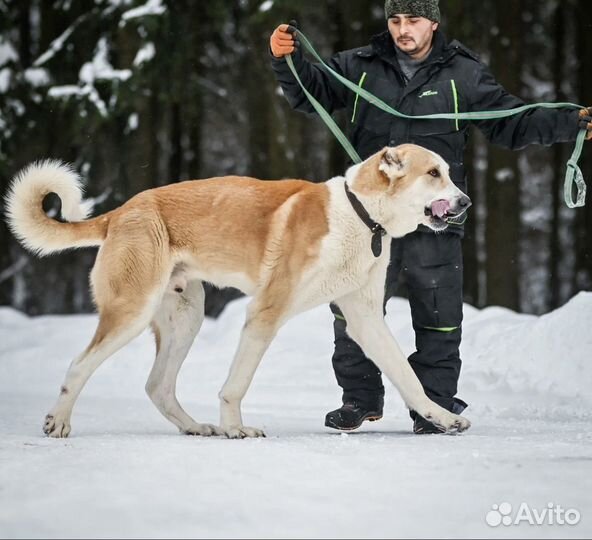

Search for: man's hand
xmin=578 ymin=107 xmax=592 ymax=140
xmin=270 ymin=20 xmax=298 ymax=58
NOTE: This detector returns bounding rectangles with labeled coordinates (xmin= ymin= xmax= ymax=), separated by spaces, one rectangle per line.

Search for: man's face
xmin=388 ymin=14 xmax=438 ymax=59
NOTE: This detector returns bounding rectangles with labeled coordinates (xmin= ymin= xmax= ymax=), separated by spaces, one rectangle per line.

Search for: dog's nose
xmin=458 ymin=195 xmax=472 ymax=209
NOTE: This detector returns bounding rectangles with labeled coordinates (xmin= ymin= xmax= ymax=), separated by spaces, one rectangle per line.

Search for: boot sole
xmin=413 ymin=425 xmax=447 ymax=435
xmin=325 ymin=414 xmax=383 ymax=432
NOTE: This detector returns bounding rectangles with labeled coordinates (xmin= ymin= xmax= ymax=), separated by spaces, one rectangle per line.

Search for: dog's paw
xmin=424 ymin=410 xmax=471 ymax=435
xmin=182 ymin=423 xmax=223 ymax=437
xmin=448 ymin=414 xmax=471 ymax=434
xmin=43 ymin=413 xmax=71 ymax=438
xmin=222 ymin=425 xmax=266 ymax=439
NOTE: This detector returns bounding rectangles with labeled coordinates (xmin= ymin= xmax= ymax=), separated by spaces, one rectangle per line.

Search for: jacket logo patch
xmin=419 ymin=90 xmax=439 ymax=98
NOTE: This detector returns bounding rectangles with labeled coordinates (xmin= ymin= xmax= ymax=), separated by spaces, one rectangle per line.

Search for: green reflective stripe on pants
xmin=450 ymin=79 xmax=459 ymax=131
xmin=422 ymin=326 xmax=459 ymax=333
xmin=334 ymin=313 xmax=346 ymax=322
xmin=351 ymin=72 xmax=367 ymax=123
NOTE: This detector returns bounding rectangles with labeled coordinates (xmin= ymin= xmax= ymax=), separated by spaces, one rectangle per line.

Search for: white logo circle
xmin=499 ymin=502 xmax=513 ymax=526
xmin=486 ymin=509 xmax=502 ymax=527
xmin=486 ymin=502 xmax=513 ymax=527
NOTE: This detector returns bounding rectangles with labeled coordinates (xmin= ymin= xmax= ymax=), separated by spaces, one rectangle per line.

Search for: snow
xmin=44 ymin=36 xmax=134 ymax=117
xmin=79 ymin=38 xmax=132 ymax=84
xmin=107 ymin=0 xmax=134 ymax=7
xmin=23 ymin=67 xmax=50 ymax=87
xmin=133 ymin=42 xmax=155 ymax=66
xmin=259 ymin=0 xmax=274 ymax=12
xmin=0 ymin=38 xmax=18 ymax=67
xmin=0 ymin=67 xmax=11 ymax=93
xmin=495 ymin=167 xmax=515 ymax=182
xmin=121 ymin=0 xmax=166 ymax=22
xmin=1 ymin=293 xmax=591 ymax=538
xmin=46 ymin=34 xmax=134 ymax=117
xmin=47 ymin=84 xmax=108 ymax=117
xmin=47 ymin=84 xmax=82 ymax=98
xmin=34 ymin=25 xmax=75 ymax=67
xmin=127 ymin=112 xmax=139 ymax=131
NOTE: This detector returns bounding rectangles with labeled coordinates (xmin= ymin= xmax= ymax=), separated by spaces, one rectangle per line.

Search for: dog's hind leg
xmin=44 ymin=296 xmax=159 ymax=438
xmin=44 ymin=216 xmax=171 ymax=438
xmin=218 ymin=298 xmax=284 ymax=439
xmin=146 ymin=279 xmax=221 ymax=436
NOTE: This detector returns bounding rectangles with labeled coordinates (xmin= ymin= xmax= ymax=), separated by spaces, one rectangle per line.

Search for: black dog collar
xmin=343 ymin=182 xmax=387 ymax=257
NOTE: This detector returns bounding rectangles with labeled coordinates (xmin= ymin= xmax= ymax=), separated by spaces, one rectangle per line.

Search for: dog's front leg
xmin=218 ymin=300 xmax=280 ymax=439
xmin=335 ymin=285 xmax=471 ymax=434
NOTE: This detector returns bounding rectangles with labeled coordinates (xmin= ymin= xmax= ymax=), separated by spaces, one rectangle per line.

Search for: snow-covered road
xmin=1 ymin=294 xmax=591 ymax=538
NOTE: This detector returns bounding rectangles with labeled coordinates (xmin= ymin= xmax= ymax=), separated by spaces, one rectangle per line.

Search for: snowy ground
xmin=1 ymin=293 xmax=591 ymax=539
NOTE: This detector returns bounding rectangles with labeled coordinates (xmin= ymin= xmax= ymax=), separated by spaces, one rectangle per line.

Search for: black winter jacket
xmin=271 ymin=30 xmax=580 ymax=201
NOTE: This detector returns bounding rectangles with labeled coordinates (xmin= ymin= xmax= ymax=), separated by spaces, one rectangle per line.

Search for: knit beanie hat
xmin=384 ymin=0 xmax=440 ymax=22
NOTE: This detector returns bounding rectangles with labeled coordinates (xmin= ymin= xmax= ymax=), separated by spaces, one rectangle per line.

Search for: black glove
xmin=287 ymin=19 xmax=300 ymax=51
xmin=578 ymin=107 xmax=592 ymax=140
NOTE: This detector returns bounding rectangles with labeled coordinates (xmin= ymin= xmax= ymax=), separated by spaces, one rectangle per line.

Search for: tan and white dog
xmin=6 ymin=144 xmax=472 ymax=439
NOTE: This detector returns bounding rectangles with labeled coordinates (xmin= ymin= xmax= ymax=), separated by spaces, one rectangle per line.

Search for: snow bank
xmin=461 ymin=292 xmax=592 ymax=403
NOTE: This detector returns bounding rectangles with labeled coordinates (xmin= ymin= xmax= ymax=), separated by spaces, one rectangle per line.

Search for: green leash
xmin=285 ymin=29 xmax=588 ymax=209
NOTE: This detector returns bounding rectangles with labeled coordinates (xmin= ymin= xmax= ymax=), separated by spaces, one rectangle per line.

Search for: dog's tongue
xmin=431 ymin=200 xmax=450 ymax=219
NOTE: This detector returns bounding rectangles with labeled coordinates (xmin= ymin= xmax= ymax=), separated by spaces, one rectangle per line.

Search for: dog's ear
xmin=378 ymin=147 xmax=406 ymax=180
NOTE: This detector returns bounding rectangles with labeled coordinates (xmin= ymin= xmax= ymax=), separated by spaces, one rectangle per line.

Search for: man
xmin=269 ymin=0 xmax=592 ymax=434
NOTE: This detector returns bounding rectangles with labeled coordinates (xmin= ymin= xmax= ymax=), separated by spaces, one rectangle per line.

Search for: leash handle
xmin=286 ymin=29 xmax=588 ymax=208
xmin=565 ymin=130 xmax=587 ymax=208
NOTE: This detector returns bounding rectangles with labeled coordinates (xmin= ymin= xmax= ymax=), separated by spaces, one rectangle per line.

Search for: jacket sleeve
xmin=468 ymin=63 xmax=580 ymax=150
xmin=270 ymin=46 xmax=350 ymax=115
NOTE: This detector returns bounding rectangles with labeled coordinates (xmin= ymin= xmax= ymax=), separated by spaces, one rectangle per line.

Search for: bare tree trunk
xmin=574 ymin=0 xmax=592 ymax=292
xmin=549 ymin=1 xmax=566 ymax=309
xmin=483 ymin=1 xmax=524 ymax=310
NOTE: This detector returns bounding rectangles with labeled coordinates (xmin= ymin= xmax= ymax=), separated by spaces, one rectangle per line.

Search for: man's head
xmin=385 ymin=0 xmax=440 ymax=59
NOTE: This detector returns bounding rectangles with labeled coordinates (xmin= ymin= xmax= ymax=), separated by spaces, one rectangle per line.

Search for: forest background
xmin=1 ymin=0 xmax=591 ymax=316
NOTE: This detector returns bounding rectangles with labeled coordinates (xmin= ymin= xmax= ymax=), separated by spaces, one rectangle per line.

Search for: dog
xmin=5 ymin=144 xmax=472 ymax=438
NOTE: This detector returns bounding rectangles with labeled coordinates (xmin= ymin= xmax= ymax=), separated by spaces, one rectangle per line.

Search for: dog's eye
xmin=428 ymin=169 xmax=440 ymax=178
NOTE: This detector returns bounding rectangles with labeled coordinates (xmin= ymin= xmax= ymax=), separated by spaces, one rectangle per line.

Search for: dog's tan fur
xmin=6 ymin=144 xmax=472 ymax=438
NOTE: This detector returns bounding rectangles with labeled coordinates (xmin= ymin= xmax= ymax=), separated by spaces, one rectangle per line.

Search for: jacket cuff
xmin=269 ymin=45 xmax=305 ymax=69
xmin=269 ymin=45 xmax=284 ymax=63
xmin=569 ymin=108 xmax=583 ymax=140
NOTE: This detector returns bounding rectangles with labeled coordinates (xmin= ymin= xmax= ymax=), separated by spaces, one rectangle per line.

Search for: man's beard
xmin=397 ymin=39 xmax=419 ymax=55
xmin=397 ymin=37 xmax=418 ymax=52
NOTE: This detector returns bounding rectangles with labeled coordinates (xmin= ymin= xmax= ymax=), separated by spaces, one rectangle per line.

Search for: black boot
xmin=327 ymin=304 xmax=385 ymax=432
xmin=325 ymin=399 xmax=384 ymax=431
xmin=412 ymin=398 xmax=468 ymax=435
xmin=412 ymin=414 xmax=446 ymax=434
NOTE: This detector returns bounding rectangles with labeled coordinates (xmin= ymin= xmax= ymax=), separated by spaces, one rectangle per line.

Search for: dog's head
xmin=351 ymin=144 xmax=471 ymax=237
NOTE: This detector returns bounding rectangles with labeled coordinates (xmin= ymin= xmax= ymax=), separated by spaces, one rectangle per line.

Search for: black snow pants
xmin=330 ymin=230 xmax=467 ymax=414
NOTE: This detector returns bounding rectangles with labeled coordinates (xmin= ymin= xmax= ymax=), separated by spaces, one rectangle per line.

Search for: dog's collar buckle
xmin=371 ymin=223 xmax=386 ymax=235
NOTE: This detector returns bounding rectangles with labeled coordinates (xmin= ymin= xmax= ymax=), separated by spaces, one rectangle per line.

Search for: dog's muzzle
xmin=425 ymin=195 xmax=472 ymax=228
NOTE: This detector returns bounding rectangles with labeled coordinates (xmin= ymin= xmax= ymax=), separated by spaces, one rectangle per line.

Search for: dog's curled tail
xmin=5 ymin=160 xmax=108 ymax=256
